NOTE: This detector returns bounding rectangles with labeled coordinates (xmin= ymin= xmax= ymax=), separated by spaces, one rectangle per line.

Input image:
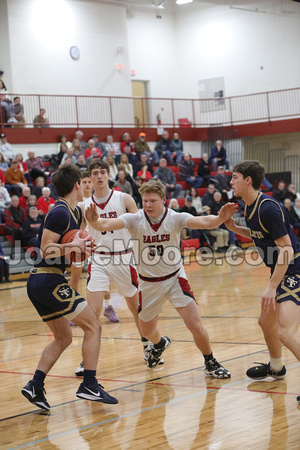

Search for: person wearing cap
xmin=134 ymin=132 xmax=152 ymax=160
xmin=0 ymin=133 xmax=15 ymax=161
xmin=4 ymin=159 xmax=27 ymax=196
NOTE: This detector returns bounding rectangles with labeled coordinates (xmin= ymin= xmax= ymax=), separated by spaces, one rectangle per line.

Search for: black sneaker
xmin=204 ymin=358 xmax=231 ymax=379
xmin=143 ymin=339 xmax=164 ymax=365
xmin=246 ymin=362 xmax=286 ymax=380
xmin=147 ymin=336 xmax=171 ymax=369
xmin=75 ymin=361 xmax=84 ymax=377
xmin=297 ymin=396 xmax=300 ymax=405
xmin=21 ymin=380 xmax=50 ymax=411
xmin=76 ymin=382 xmax=118 ymax=404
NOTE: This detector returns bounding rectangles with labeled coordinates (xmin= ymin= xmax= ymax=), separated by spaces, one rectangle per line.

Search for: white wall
xmin=3 ymin=0 xmax=300 ymax=99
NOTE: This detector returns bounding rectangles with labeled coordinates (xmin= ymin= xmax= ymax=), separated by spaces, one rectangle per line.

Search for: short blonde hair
xmin=139 ymin=179 xmax=166 ymax=199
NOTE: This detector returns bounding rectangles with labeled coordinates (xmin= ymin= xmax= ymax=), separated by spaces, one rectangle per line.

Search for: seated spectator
xmin=179 ymin=153 xmax=203 ymax=188
xmin=134 ymin=132 xmax=152 ymax=160
xmin=61 ymin=148 xmax=77 ymax=165
xmin=19 ymin=186 xmax=31 ymax=209
xmin=25 ymin=195 xmax=41 ymax=217
xmin=134 ymin=153 xmax=153 ymax=177
xmin=32 ymin=176 xmax=45 ymax=199
xmin=55 ymin=143 xmax=68 ymax=166
xmin=47 ymin=181 xmax=58 ymax=201
xmin=180 ymin=196 xmax=198 ymax=239
xmin=211 ymin=191 xmax=236 ymax=246
xmin=71 ymin=138 xmax=82 ymax=159
xmin=294 ymin=198 xmax=300 ymax=220
xmin=0 ymin=242 xmax=11 ymax=283
xmin=209 ymin=140 xmax=229 ymax=171
xmin=84 ymin=139 xmax=102 ymax=159
xmin=123 ymin=145 xmax=138 ymax=172
xmin=0 ymin=94 xmax=14 ymax=124
xmin=0 ymin=167 xmax=5 ymax=185
xmin=172 ymin=132 xmax=184 ymax=164
xmin=190 ymin=187 xmax=203 ymax=214
xmin=116 ymin=163 xmax=134 ymax=185
xmin=5 ymin=159 xmax=27 ymax=196
xmin=91 ymin=134 xmax=105 ymax=156
xmin=0 ymin=152 xmax=10 ymax=172
xmin=272 ymin=180 xmax=289 ymax=203
xmin=286 ymin=183 xmax=297 ymax=203
xmin=212 ymin=165 xmax=230 ymax=201
xmin=25 ymin=150 xmax=46 ymax=183
xmin=154 ymin=158 xmax=181 ymax=199
xmin=36 ymin=187 xmax=56 ymax=215
xmin=0 ymin=133 xmax=15 ymax=161
xmin=22 ymin=206 xmax=43 ymax=248
xmin=57 ymin=134 xmax=72 ymax=154
xmin=103 ymin=135 xmax=120 ymax=161
xmin=114 ymin=168 xmax=133 ymax=196
xmin=106 ymin=155 xmax=118 ymax=184
xmin=153 ymin=130 xmax=174 ymax=165
xmin=12 ymin=97 xmax=25 ymax=127
xmin=76 ymin=154 xmax=88 ymax=171
xmin=197 ymin=153 xmax=211 ymax=185
xmin=137 ymin=162 xmax=153 ymax=183
xmin=132 ymin=176 xmax=142 ymax=208
xmin=168 ymin=198 xmax=180 ymax=212
xmin=4 ymin=195 xmax=25 ymax=243
xmin=0 ymin=183 xmax=11 ymax=221
xmin=74 ymin=130 xmax=88 ymax=151
xmin=33 ymin=108 xmax=49 ymax=128
xmin=120 ymin=132 xmax=134 ymax=153
xmin=201 ymin=205 xmax=229 ymax=252
xmin=16 ymin=153 xmax=31 ymax=184
xmin=202 ymin=183 xmax=216 ymax=208
xmin=63 ymin=156 xmax=73 ymax=166
xmin=86 ymin=148 xmax=101 ymax=166
xmin=104 ymin=147 xmax=118 ymax=165
xmin=119 ymin=153 xmax=133 ymax=178
xmin=283 ymin=198 xmax=300 ymax=229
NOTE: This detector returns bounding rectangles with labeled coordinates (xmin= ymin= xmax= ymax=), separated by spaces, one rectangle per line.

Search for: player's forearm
xmin=88 ymin=217 xmax=124 ymax=232
xmin=232 ymin=225 xmax=251 ymax=239
xmin=188 ymin=215 xmax=223 ymax=230
xmin=268 ymin=246 xmax=294 ymax=289
xmin=41 ymin=243 xmax=80 ymax=259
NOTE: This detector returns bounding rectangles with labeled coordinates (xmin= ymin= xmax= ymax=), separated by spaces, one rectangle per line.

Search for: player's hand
xmin=261 ymin=286 xmax=277 ymax=313
xmin=86 ymin=203 xmax=99 ymax=223
xmin=218 ymin=203 xmax=239 ymax=222
xmin=224 ymin=217 xmax=235 ymax=231
xmin=72 ymin=231 xmax=94 ymax=257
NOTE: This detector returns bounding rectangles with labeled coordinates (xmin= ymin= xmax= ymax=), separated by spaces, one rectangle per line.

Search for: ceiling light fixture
xmin=176 ymin=0 xmax=193 ymax=5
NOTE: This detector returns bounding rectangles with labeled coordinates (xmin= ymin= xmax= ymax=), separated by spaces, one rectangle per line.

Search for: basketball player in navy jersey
xmin=21 ymin=165 xmax=118 ymax=410
xmin=86 ymin=179 xmax=238 ymax=378
xmin=225 ymin=160 xmax=300 ymax=403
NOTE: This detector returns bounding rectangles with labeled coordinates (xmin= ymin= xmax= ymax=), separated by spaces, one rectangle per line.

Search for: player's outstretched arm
xmin=187 ymin=203 xmax=238 ymax=230
xmin=86 ymin=203 xmax=125 ymax=232
xmin=224 ymin=217 xmax=252 ymax=239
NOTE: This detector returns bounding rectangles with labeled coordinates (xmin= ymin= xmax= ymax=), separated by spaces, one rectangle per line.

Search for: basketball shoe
xmin=76 ymin=382 xmax=118 ymax=404
xmin=204 ymin=358 xmax=231 ymax=379
xmin=246 ymin=362 xmax=286 ymax=380
xmin=142 ymin=338 xmax=164 ymax=366
xmin=297 ymin=395 xmax=300 ymax=404
xmin=147 ymin=336 xmax=171 ymax=369
xmin=21 ymin=380 xmax=50 ymax=411
xmin=75 ymin=361 xmax=84 ymax=377
xmin=104 ymin=305 xmax=119 ymax=322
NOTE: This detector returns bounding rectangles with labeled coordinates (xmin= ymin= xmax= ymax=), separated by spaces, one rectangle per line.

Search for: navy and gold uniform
xmin=27 ymin=199 xmax=87 ymax=322
xmin=245 ymin=192 xmax=300 ymax=305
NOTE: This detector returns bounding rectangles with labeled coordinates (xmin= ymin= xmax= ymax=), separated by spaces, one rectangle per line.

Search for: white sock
xmin=104 ymin=299 xmax=111 ymax=308
xmin=270 ymin=356 xmax=283 ymax=372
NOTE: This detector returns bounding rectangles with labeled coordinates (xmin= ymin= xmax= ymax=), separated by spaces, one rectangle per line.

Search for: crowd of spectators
xmin=1 ymin=129 xmax=300 ymax=261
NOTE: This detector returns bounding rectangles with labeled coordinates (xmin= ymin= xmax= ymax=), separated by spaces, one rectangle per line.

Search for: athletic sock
xmin=270 ymin=357 xmax=283 ymax=372
xmin=83 ymin=369 xmax=97 ymax=387
xmin=154 ymin=337 xmax=168 ymax=350
xmin=203 ymin=353 xmax=214 ymax=364
xmin=32 ymin=370 xmax=46 ymax=389
xmin=104 ymin=299 xmax=111 ymax=308
xmin=141 ymin=337 xmax=148 ymax=344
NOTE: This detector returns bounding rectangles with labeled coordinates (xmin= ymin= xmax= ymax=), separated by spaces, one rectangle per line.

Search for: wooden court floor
xmin=1 ymin=254 xmax=300 ymax=449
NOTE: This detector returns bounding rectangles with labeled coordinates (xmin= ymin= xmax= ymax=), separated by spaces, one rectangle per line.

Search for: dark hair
xmin=14 ymin=96 xmax=20 ymax=101
xmin=81 ymin=171 xmax=90 ymax=179
xmin=51 ymin=165 xmax=81 ymax=197
xmin=88 ymin=158 xmax=110 ymax=175
xmin=233 ymin=160 xmax=265 ymax=190
xmin=59 ymin=134 xmax=67 ymax=143
xmin=189 ymin=187 xmax=198 ymax=197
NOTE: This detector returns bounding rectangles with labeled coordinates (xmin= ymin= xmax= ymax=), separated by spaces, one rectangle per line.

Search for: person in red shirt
xmin=137 ymin=162 xmax=153 ymax=183
xmin=36 ymin=187 xmax=56 ymax=215
xmin=19 ymin=186 xmax=31 ymax=209
xmin=16 ymin=153 xmax=30 ymax=184
xmin=84 ymin=139 xmax=102 ymax=159
xmin=120 ymin=132 xmax=134 ymax=153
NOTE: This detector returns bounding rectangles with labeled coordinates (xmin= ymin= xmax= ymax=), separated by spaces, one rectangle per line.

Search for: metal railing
xmin=1 ymin=87 xmax=299 ymax=129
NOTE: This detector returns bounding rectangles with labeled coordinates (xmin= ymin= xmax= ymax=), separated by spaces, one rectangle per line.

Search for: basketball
xmin=61 ymin=229 xmax=90 ymax=263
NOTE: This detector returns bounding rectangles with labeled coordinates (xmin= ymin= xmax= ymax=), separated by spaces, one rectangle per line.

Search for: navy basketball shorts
xmin=27 ymin=271 xmax=87 ymax=322
xmin=276 ymin=274 xmax=300 ymax=306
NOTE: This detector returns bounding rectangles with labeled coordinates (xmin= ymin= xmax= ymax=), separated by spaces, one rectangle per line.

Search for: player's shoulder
xmin=259 ymin=194 xmax=282 ymax=213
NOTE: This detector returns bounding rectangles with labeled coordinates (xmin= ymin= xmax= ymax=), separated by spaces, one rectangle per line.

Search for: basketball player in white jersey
xmin=86 ymin=179 xmax=238 ymax=377
xmin=75 ymin=159 xmax=151 ymax=376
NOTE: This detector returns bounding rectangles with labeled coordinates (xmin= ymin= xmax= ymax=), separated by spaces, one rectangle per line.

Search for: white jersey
xmin=121 ymin=208 xmax=192 ymax=279
xmin=82 ymin=189 xmax=132 ymax=252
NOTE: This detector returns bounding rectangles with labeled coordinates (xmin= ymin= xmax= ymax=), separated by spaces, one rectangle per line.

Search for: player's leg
xmin=69 ymin=263 xmax=84 ymax=325
xmin=72 ymin=304 xmax=118 ymax=404
xmin=176 ymin=300 xmax=230 ymax=378
xmin=139 ymin=315 xmax=171 ymax=369
xmin=277 ymin=301 xmax=300 ymax=360
xmin=22 ymin=316 xmax=72 ymax=411
xmin=246 ymin=306 xmax=285 ymax=380
xmin=125 ymin=292 xmax=142 ymax=334
xmin=103 ymin=291 xmax=119 ymax=322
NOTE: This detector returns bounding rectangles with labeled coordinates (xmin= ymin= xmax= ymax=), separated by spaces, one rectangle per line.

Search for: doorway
xmin=131 ymin=80 xmax=149 ymax=127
